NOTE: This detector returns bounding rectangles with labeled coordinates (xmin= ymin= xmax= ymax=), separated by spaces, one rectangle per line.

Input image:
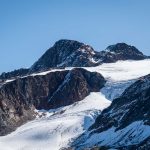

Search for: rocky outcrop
xmin=0 ymin=68 xmax=105 ymax=136
xmin=0 ymin=68 xmax=29 ymax=82
xmin=30 ymin=39 xmax=99 ymax=72
xmin=91 ymin=74 xmax=150 ymax=132
xmin=48 ymin=68 xmax=105 ymax=109
xmin=73 ymin=74 xmax=150 ymax=149
xmin=96 ymin=43 xmax=148 ymax=63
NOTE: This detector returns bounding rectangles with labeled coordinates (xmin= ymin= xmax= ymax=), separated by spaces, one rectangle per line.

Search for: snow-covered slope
xmin=84 ymin=59 xmax=150 ymax=100
xmin=85 ymin=59 xmax=150 ymax=81
xmin=0 ymin=59 xmax=150 ymax=150
xmin=75 ymin=121 xmax=150 ymax=149
xmin=0 ymin=93 xmax=110 ymax=150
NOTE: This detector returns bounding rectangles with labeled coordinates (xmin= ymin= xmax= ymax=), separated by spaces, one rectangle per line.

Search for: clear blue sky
xmin=0 ymin=0 xmax=150 ymax=73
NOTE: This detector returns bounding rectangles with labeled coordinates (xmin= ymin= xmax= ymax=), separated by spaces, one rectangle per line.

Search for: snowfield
xmin=0 ymin=93 xmax=110 ymax=150
xmin=85 ymin=59 xmax=150 ymax=100
xmin=0 ymin=59 xmax=150 ymax=150
xmin=85 ymin=59 xmax=150 ymax=82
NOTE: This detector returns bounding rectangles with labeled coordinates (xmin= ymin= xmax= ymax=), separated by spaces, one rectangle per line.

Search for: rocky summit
xmin=30 ymin=39 xmax=98 ymax=72
xmin=98 ymin=42 xmax=148 ymax=63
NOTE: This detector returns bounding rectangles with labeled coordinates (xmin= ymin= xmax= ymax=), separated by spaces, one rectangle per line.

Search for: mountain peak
xmin=106 ymin=42 xmax=143 ymax=56
xmin=54 ymin=39 xmax=83 ymax=45
xmin=53 ymin=39 xmax=84 ymax=51
xmin=30 ymin=39 xmax=97 ymax=72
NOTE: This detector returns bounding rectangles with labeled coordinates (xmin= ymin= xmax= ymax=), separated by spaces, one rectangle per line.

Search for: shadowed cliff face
xmin=91 ymin=74 xmax=150 ymax=133
xmin=0 ymin=68 xmax=105 ymax=136
xmin=95 ymin=42 xmax=148 ymax=64
xmin=48 ymin=68 xmax=106 ymax=109
xmin=30 ymin=39 xmax=98 ymax=72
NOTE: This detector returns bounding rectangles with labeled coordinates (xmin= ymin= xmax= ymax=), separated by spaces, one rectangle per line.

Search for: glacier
xmin=0 ymin=59 xmax=150 ymax=150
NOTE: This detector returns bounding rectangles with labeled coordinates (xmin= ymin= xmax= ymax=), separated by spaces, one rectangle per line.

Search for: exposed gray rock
xmin=91 ymin=74 xmax=150 ymax=132
xmin=72 ymin=74 xmax=150 ymax=150
xmin=0 ymin=68 xmax=105 ymax=136
xmin=97 ymin=43 xmax=148 ymax=63
xmin=0 ymin=68 xmax=29 ymax=82
xmin=30 ymin=39 xmax=98 ymax=72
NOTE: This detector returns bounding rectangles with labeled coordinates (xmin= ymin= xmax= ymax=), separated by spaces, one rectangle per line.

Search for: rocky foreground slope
xmin=72 ymin=74 xmax=150 ymax=150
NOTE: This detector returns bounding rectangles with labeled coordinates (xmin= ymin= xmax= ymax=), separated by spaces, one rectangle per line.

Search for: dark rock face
xmin=0 ymin=68 xmax=105 ymax=136
xmin=30 ymin=39 xmax=98 ymax=72
xmin=71 ymin=74 xmax=150 ymax=150
xmin=73 ymin=74 xmax=150 ymax=149
xmin=97 ymin=43 xmax=148 ymax=63
xmin=48 ymin=68 xmax=105 ymax=109
xmin=0 ymin=68 xmax=29 ymax=82
xmin=107 ymin=43 xmax=143 ymax=57
xmin=91 ymin=74 xmax=150 ymax=133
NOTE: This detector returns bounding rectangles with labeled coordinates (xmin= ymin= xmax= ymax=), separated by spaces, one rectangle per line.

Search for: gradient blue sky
xmin=0 ymin=0 xmax=150 ymax=73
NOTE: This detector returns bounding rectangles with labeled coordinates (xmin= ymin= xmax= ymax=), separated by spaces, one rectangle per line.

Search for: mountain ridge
xmin=0 ymin=39 xmax=149 ymax=81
